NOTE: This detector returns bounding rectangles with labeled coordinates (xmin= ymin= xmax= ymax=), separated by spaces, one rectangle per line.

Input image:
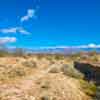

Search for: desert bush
xmin=69 ymin=53 xmax=81 ymax=59
xmin=93 ymin=86 xmax=100 ymax=100
xmin=45 ymin=55 xmax=52 ymax=60
xmin=41 ymin=81 xmax=50 ymax=90
xmin=89 ymin=51 xmax=97 ymax=56
xmin=79 ymin=80 xmax=96 ymax=96
xmin=7 ymin=68 xmax=26 ymax=78
xmin=48 ymin=67 xmax=60 ymax=73
xmin=41 ymin=95 xmax=50 ymax=100
xmin=49 ymin=60 xmax=55 ymax=65
xmin=61 ymin=64 xmax=84 ymax=79
xmin=40 ymin=95 xmax=56 ymax=100
xmin=37 ymin=54 xmax=44 ymax=59
xmin=22 ymin=60 xmax=37 ymax=68
xmin=54 ymin=55 xmax=64 ymax=60
xmin=91 ymin=56 xmax=98 ymax=62
xmin=0 ymin=50 xmax=9 ymax=57
xmin=0 ymin=67 xmax=26 ymax=81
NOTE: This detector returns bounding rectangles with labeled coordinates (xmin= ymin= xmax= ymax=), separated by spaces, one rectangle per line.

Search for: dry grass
xmin=0 ymin=55 xmax=94 ymax=100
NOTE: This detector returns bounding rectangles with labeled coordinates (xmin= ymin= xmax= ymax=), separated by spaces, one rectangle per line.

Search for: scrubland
xmin=0 ymin=52 xmax=99 ymax=100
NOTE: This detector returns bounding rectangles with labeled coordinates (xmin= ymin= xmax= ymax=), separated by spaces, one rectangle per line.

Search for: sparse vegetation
xmin=54 ymin=54 xmax=65 ymax=60
xmin=48 ymin=65 xmax=60 ymax=73
xmin=0 ymin=49 xmax=10 ymax=57
xmin=0 ymin=66 xmax=26 ymax=81
xmin=79 ymin=80 xmax=96 ymax=96
xmin=0 ymin=53 xmax=99 ymax=99
xmin=7 ymin=68 xmax=26 ymax=78
xmin=94 ymin=86 xmax=100 ymax=100
xmin=22 ymin=60 xmax=37 ymax=68
xmin=40 ymin=81 xmax=50 ymax=90
xmin=61 ymin=64 xmax=84 ymax=79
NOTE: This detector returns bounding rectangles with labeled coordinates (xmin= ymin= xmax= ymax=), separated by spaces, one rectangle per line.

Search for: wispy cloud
xmin=0 ymin=7 xmax=37 ymax=45
xmin=0 ymin=27 xmax=17 ymax=33
xmin=34 ymin=43 xmax=100 ymax=49
xmin=75 ymin=43 xmax=100 ymax=48
xmin=0 ymin=27 xmax=31 ymax=35
xmin=0 ymin=37 xmax=16 ymax=44
xmin=20 ymin=9 xmax=36 ymax=22
xmin=0 ymin=9 xmax=35 ymax=35
xmin=70 ymin=43 xmax=100 ymax=48
xmin=18 ymin=27 xmax=31 ymax=34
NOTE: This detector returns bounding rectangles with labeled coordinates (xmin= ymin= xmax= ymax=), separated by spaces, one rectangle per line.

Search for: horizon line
xmin=3 ymin=43 xmax=100 ymax=49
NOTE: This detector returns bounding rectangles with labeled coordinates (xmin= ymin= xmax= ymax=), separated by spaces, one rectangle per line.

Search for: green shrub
xmin=93 ymin=86 xmax=100 ymax=100
xmin=79 ymin=80 xmax=96 ymax=96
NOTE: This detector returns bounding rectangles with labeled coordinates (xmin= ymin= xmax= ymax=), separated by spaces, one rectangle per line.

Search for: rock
xmin=74 ymin=61 xmax=100 ymax=84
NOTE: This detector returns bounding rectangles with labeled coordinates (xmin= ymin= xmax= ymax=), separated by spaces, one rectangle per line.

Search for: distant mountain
xmin=1 ymin=46 xmax=100 ymax=54
xmin=24 ymin=47 xmax=100 ymax=54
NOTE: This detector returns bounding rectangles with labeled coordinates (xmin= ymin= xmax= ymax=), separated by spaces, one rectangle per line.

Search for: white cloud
xmin=0 ymin=37 xmax=16 ymax=44
xmin=88 ymin=43 xmax=98 ymax=48
xmin=0 ymin=27 xmax=17 ymax=33
xmin=74 ymin=43 xmax=100 ymax=48
xmin=34 ymin=43 xmax=100 ymax=49
xmin=0 ymin=27 xmax=30 ymax=35
xmin=18 ymin=27 xmax=31 ymax=34
xmin=21 ymin=9 xmax=36 ymax=22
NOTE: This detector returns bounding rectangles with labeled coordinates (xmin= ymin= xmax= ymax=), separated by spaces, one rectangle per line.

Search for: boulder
xmin=74 ymin=61 xmax=100 ymax=84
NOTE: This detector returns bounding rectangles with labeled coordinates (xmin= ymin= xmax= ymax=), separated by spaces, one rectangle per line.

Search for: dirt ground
xmin=0 ymin=56 xmax=91 ymax=100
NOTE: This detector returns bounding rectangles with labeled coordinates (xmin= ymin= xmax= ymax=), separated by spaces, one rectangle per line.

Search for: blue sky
xmin=0 ymin=0 xmax=100 ymax=48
